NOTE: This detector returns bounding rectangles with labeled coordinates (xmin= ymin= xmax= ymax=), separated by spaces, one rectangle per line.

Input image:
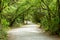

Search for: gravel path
xmin=8 ymin=24 xmax=60 ymax=40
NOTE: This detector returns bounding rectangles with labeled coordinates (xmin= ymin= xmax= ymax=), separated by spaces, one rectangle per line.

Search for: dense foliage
xmin=40 ymin=0 xmax=60 ymax=35
xmin=0 ymin=0 xmax=60 ymax=40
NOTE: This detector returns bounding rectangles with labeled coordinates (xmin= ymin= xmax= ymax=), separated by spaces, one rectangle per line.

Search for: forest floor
xmin=7 ymin=21 xmax=60 ymax=40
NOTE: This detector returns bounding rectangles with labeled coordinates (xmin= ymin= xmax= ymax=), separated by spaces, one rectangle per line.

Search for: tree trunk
xmin=57 ymin=0 xmax=60 ymax=26
xmin=0 ymin=0 xmax=3 ymax=30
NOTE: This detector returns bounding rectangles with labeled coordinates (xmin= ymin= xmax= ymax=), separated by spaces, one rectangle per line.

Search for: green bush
xmin=40 ymin=14 xmax=60 ymax=35
xmin=0 ymin=30 xmax=7 ymax=40
xmin=0 ymin=19 xmax=9 ymax=40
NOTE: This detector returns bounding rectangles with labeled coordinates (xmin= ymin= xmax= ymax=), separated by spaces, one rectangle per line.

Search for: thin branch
xmin=41 ymin=0 xmax=54 ymax=14
xmin=9 ymin=5 xmax=33 ymax=26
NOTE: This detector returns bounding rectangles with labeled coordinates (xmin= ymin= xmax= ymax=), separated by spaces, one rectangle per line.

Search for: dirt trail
xmin=7 ymin=22 xmax=60 ymax=40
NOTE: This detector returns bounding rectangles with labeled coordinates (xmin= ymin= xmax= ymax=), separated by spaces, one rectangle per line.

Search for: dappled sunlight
xmin=0 ymin=0 xmax=60 ymax=40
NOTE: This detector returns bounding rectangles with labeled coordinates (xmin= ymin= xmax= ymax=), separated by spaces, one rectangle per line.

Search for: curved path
xmin=8 ymin=23 xmax=60 ymax=40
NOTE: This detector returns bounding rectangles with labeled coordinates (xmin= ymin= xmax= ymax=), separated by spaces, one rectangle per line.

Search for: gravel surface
xmin=8 ymin=23 xmax=60 ymax=40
